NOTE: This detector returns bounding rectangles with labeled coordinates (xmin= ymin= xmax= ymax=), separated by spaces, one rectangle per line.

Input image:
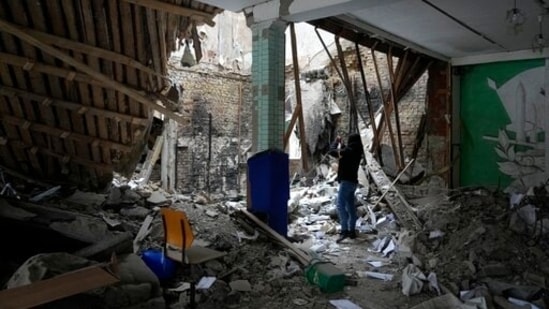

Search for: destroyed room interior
xmin=1 ymin=0 xmax=549 ymax=308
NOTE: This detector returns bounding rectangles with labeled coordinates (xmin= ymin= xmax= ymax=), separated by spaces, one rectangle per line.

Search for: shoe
xmin=336 ymin=231 xmax=349 ymax=243
xmin=348 ymin=230 xmax=357 ymax=239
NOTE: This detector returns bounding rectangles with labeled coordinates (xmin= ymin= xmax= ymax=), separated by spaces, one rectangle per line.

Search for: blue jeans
xmin=337 ymin=180 xmax=358 ymax=232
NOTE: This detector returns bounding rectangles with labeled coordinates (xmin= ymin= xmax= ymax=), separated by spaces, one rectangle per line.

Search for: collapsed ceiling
xmin=0 ymin=0 xmax=223 ymax=189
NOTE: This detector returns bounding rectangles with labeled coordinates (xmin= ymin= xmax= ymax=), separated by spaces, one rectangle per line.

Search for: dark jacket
xmin=328 ymin=133 xmax=363 ymax=183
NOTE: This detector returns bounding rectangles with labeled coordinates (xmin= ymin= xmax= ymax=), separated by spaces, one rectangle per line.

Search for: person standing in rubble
xmin=328 ymin=133 xmax=363 ymax=243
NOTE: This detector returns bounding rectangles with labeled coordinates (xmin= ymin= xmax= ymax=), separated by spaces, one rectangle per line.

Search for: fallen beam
xmin=240 ymin=209 xmax=311 ymax=265
xmin=364 ymin=150 xmax=422 ymax=231
xmin=138 ymin=135 xmax=164 ymax=186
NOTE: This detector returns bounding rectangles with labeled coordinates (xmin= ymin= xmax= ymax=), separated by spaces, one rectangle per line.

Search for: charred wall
xmin=169 ymin=66 xmax=252 ymax=194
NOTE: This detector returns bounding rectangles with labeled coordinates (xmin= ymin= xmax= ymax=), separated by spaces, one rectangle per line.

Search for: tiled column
xmin=251 ymin=19 xmax=286 ymax=152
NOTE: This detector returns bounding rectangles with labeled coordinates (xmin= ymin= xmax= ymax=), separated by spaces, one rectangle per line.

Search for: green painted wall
xmin=460 ymin=59 xmax=545 ymax=191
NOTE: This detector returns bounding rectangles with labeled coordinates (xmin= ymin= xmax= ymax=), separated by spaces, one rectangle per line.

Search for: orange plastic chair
xmin=160 ymin=208 xmax=225 ymax=309
xmin=161 ymin=207 xmax=194 ymax=254
xmin=160 ymin=207 xmax=225 ymax=265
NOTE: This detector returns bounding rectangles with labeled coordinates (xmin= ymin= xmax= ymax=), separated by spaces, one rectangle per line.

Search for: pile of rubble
xmin=407 ymin=186 xmax=549 ymax=308
xmin=1 ymin=157 xmax=548 ymax=309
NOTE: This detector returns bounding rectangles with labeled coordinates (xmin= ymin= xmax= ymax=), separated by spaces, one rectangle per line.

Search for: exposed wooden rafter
xmin=1 ymin=114 xmax=133 ymax=152
xmin=7 ymin=140 xmax=112 ymax=171
xmin=121 ymin=0 xmax=216 ymax=26
xmin=3 ymin=23 xmax=168 ymax=81
xmin=0 ymin=18 xmax=190 ymax=125
xmin=0 ymin=85 xmax=149 ymax=126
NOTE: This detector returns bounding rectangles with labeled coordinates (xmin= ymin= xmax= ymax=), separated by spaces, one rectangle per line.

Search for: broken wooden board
xmin=0 ymin=263 xmax=119 ymax=309
xmin=364 ymin=150 xmax=422 ymax=231
xmin=240 ymin=209 xmax=311 ymax=265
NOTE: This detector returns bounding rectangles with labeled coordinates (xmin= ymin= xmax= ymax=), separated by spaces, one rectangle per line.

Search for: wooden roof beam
xmin=4 ymin=23 xmax=168 ymax=81
xmin=7 ymin=140 xmax=112 ymax=171
xmin=0 ymin=18 xmax=189 ymax=125
xmin=121 ymin=0 xmax=216 ymax=26
xmin=0 ymin=84 xmax=149 ymax=126
xmin=1 ymin=114 xmax=133 ymax=152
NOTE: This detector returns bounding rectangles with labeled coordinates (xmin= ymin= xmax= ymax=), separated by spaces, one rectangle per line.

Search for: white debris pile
xmin=401 ymin=184 xmax=549 ymax=309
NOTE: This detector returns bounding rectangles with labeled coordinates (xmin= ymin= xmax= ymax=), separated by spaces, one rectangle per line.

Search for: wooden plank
xmin=0 ymin=162 xmax=50 ymax=187
xmin=355 ymin=42 xmax=380 ymax=156
xmin=8 ymin=140 xmax=112 ymax=171
xmin=138 ymin=134 xmax=164 ymax=185
xmin=0 ymin=4 xmax=48 ymax=174
xmin=0 ymin=66 xmax=33 ymax=174
xmin=119 ymin=1 xmax=142 ymax=117
xmin=26 ymin=1 xmax=77 ymax=175
xmin=0 ymin=85 xmax=149 ymax=126
xmin=1 ymin=114 xmax=133 ymax=152
xmin=364 ymin=150 xmax=422 ymax=231
xmin=107 ymin=0 xmax=130 ymax=146
xmin=165 ymin=4 xmax=179 ymax=54
xmin=371 ymin=48 xmax=399 ymax=168
xmin=92 ymin=0 xmax=121 ymax=148
xmin=60 ymin=0 xmax=102 ymax=176
xmin=79 ymin=0 xmax=112 ymax=165
xmin=241 ymin=209 xmax=311 ymax=265
xmin=283 ymin=105 xmax=300 ymax=149
xmin=0 ymin=264 xmax=118 ymax=309
xmin=146 ymin=8 xmax=163 ymax=89
xmin=336 ymin=35 xmax=359 ymax=133
xmin=386 ymin=48 xmax=405 ymax=169
xmin=289 ymin=23 xmax=309 ymax=172
xmin=7 ymin=23 xmax=166 ymax=80
xmin=0 ymin=96 xmax=25 ymax=171
xmin=131 ymin=3 xmax=148 ymax=145
xmin=121 ymin=0 xmax=215 ymax=26
xmin=132 ymin=2 xmax=151 ymax=95
xmin=157 ymin=11 xmax=169 ymax=78
xmin=0 ymin=50 xmax=189 ymax=124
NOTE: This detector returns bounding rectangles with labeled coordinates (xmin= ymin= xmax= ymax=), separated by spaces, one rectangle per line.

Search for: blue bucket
xmin=141 ymin=249 xmax=177 ymax=281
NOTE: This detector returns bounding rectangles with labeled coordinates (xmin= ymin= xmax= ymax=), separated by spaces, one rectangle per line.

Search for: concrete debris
xmin=65 ymin=190 xmax=107 ymax=207
xmin=147 ymin=191 xmax=169 ymax=206
xmin=120 ymin=206 xmax=151 ymax=219
xmin=229 ymin=279 xmax=252 ymax=292
xmin=3 ymin=154 xmax=549 ymax=309
xmin=49 ymin=216 xmax=112 ymax=243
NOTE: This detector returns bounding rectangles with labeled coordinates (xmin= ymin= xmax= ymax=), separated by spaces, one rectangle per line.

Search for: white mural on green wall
xmin=483 ymin=62 xmax=547 ymax=192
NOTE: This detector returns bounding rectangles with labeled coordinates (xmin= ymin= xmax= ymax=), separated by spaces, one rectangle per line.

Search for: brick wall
xmin=170 ymin=46 xmax=432 ymax=192
xmin=326 ymin=48 xmax=429 ymax=168
xmin=169 ymin=64 xmax=252 ymax=194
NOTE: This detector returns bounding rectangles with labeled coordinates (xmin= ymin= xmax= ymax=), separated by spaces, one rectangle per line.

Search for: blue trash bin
xmin=247 ymin=149 xmax=289 ymax=237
